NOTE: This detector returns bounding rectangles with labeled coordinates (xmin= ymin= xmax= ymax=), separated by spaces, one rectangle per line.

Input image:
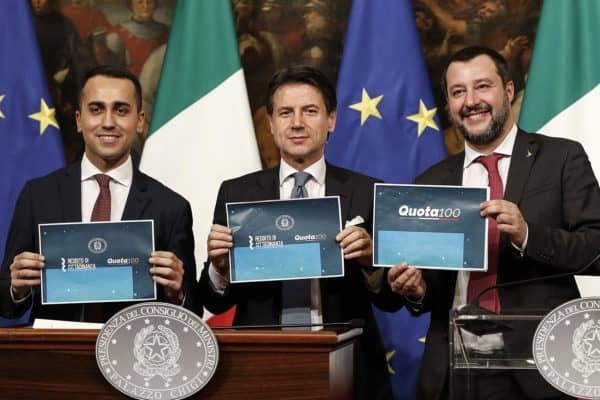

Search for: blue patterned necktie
xmin=290 ymin=171 xmax=311 ymax=199
xmin=281 ymin=171 xmax=313 ymax=328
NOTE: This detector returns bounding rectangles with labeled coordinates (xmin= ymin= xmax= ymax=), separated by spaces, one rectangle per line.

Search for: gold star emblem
xmin=386 ymin=349 xmax=396 ymax=374
xmin=28 ymin=98 xmax=59 ymax=135
xmin=418 ymin=336 xmax=426 ymax=344
xmin=349 ymin=88 xmax=383 ymax=126
xmin=406 ymin=99 xmax=439 ymax=136
xmin=0 ymin=94 xmax=5 ymax=119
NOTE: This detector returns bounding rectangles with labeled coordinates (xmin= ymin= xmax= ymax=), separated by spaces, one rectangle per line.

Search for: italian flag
xmin=519 ymin=0 xmax=600 ymax=179
xmin=519 ymin=0 xmax=600 ymax=296
xmin=140 ymin=1 xmax=261 ymax=322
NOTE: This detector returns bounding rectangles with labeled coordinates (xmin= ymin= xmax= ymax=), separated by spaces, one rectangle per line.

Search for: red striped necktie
xmin=91 ymin=174 xmax=111 ymax=221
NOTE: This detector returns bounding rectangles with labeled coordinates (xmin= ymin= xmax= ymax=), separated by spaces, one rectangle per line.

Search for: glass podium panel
xmin=449 ymin=307 xmax=550 ymax=399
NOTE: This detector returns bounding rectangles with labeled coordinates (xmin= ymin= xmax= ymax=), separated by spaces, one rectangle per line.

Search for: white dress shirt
xmin=81 ymin=153 xmax=133 ymax=222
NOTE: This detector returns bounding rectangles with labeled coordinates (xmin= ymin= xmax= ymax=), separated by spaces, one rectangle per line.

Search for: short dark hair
xmin=266 ymin=65 xmax=337 ymax=115
xmin=78 ymin=65 xmax=143 ymax=112
xmin=441 ymin=46 xmax=510 ymax=99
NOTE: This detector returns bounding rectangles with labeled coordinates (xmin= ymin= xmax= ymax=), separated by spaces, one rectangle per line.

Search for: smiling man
xmin=1 ymin=65 xmax=199 ymax=323
xmin=199 ymin=66 xmax=393 ymax=399
xmin=388 ymin=46 xmax=600 ymax=399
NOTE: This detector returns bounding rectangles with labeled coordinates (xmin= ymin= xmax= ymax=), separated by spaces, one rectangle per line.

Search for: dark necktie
xmin=467 ymin=153 xmax=505 ymax=313
xmin=91 ymin=174 xmax=111 ymax=221
xmin=281 ymin=172 xmax=312 ymax=327
xmin=85 ymin=174 xmax=111 ymax=322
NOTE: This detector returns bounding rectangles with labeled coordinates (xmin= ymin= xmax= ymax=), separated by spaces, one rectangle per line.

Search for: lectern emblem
xmin=533 ymin=297 xmax=600 ymax=399
xmin=572 ymin=319 xmax=600 ymax=377
xmin=133 ymin=324 xmax=182 ymax=380
xmin=96 ymin=302 xmax=219 ymax=400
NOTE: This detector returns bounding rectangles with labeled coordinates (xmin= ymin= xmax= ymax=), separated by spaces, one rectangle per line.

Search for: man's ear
xmin=136 ymin=110 xmax=145 ymax=134
xmin=505 ymin=80 xmax=515 ymax=104
xmin=327 ymin=109 xmax=337 ymax=136
xmin=268 ymin=114 xmax=275 ymax=137
xmin=75 ymin=110 xmax=82 ymax=133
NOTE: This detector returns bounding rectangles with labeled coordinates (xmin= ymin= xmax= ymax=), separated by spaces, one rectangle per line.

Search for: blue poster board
xmin=373 ymin=184 xmax=488 ymax=270
xmin=227 ymin=197 xmax=343 ymax=283
xmin=39 ymin=220 xmax=156 ymax=304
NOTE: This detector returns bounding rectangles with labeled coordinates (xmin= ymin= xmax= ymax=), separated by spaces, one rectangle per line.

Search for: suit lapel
xmin=324 ymin=164 xmax=351 ymax=223
xmin=504 ymin=130 xmax=538 ymax=205
xmin=59 ymin=164 xmax=82 ymax=221
xmin=441 ymin=153 xmax=464 ymax=186
xmin=257 ymin=167 xmax=280 ymax=200
xmin=122 ymin=168 xmax=151 ymax=220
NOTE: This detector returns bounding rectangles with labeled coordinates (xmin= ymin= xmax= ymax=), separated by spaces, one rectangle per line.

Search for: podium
xmin=0 ymin=327 xmax=361 ymax=399
xmin=449 ymin=308 xmax=549 ymax=399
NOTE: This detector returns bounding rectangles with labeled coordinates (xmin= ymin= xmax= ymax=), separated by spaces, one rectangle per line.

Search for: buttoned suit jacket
xmin=413 ymin=130 xmax=600 ymax=400
xmin=0 ymin=163 xmax=199 ymax=321
xmin=198 ymin=163 xmax=393 ymax=399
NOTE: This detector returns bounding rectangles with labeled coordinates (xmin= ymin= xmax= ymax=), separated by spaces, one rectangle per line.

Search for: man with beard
xmin=387 ymin=46 xmax=600 ymax=399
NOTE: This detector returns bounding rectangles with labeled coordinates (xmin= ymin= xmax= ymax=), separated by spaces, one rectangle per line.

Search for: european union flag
xmin=325 ymin=1 xmax=446 ymax=398
xmin=0 ymin=2 xmax=65 ymax=326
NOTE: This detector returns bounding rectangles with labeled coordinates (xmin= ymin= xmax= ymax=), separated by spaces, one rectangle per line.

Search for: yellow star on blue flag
xmin=325 ymin=2 xmax=447 ymax=398
xmin=1 ymin=0 xmax=64 ymax=327
xmin=28 ymin=98 xmax=59 ymax=135
xmin=0 ymin=94 xmax=5 ymax=119
xmin=386 ymin=349 xmax=396 ymax=374
xmin=406 ymin=99 xmax=439 ymax=136
xmin=349 ymin=88 xmax=383 ymax=126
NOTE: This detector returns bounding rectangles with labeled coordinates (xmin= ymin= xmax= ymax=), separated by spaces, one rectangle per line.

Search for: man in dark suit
xmin=199 ymin=66 xmax=392 ymax=399
xmin=1 ymin=65 xmax=198 ymax=322
xmin=388 ymin=46 xmax=600 ymax=399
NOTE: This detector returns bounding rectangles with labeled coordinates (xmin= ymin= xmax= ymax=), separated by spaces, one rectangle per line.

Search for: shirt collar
xmin=464 ymin=124 xmax=518 ymax=168
xmin=81 ymin=153 xmax=133 ymax=188
xmin=279 ymin=156 xmax=326 ymax=185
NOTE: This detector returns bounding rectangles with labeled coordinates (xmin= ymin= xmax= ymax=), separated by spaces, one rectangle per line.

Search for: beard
xmin=453 ymin=96 xmax=510 ymax=147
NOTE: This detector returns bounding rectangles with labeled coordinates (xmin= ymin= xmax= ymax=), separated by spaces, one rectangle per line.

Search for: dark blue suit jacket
xmin=0 ymin=162 xmax=200 ymax=321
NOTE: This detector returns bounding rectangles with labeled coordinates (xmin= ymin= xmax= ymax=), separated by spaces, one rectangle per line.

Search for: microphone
xmin=210 ymin=318 xmax=365 ymax=330
xmin=456 ymin=252 xmax=600 ymax=333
